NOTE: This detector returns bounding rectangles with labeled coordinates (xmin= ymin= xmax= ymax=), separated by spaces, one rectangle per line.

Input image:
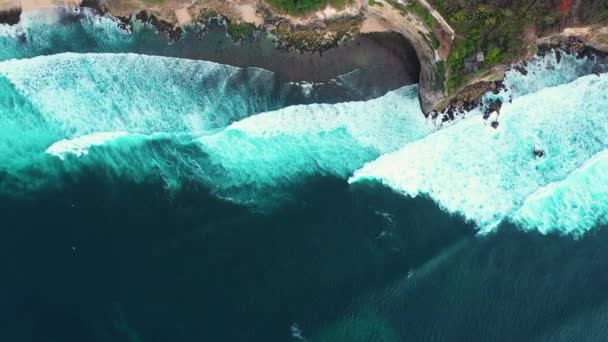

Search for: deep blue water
xmin=2 ymin=7 xmax=608 ymax=342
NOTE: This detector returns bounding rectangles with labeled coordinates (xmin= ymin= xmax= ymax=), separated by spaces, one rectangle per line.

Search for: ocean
xmin=1 ymin=7 xmax=608 ymax=342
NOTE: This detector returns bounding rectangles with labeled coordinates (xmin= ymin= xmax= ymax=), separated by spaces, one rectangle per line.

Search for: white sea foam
xmin=2 ymin=27 xmax=608 ymax=235
xmin=45 ymin=131 xmax=130 ymax=159
xmin=0 ymin=53 xmax=278 ymax=136
xmin=512 ymin=149 xmax=608 ymax=237
xmin=507 ymin=50 xmax=603 ymax=97
xmin=351 ymin=73 xmax=608 ymax=233
xmin=196 ymin=85 xmax=432 ymax=204
xmin=0 ymin=52 xmax=282 ymax=192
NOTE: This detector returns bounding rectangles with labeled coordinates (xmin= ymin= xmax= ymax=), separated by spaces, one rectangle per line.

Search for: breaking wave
xmin=196 ymin=85 xmax=431 ymax=205
xmin=351 ymin=71 xmax=608 ymax=236
xmin=1 ymin=17 xmax=607 ymax=236
xmin=512 ymin=149 xmax=608 ymax=237
xmin=0 ymin=51 xmax=431 ymax=204
xmin=0 ymin=52 xmax=288 ymax=190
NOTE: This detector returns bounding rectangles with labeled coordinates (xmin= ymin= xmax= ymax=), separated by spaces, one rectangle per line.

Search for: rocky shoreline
xmin=0 ymin=7 xmax=21 ymax=26
xmin=0 ymin=2 xmax=421 ymax=98
xmin=430 ymin=37 xmax=608 ymax=127
xmin=0 ymin=0 xmax=451 ymax=112
xmin=1 ymin=0 xmax=607 ymax=115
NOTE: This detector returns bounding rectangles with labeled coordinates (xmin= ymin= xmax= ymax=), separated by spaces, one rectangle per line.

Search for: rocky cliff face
xmin=3 ymin=0 xmax=607 ymax=113
xmin=364 ymin=0 xmax=453 ymax=112
xmin=88 ymin=0 xmax=455 ymax=112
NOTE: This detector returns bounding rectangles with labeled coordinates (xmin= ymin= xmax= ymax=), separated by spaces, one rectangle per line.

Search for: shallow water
xmin=1 ymin=7 xmax=608 ymax=342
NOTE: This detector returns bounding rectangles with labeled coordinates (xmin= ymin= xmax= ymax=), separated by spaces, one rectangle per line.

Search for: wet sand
xmin=1 ymin=5 xmax=421 ymax=90
xmin=175 ymin=26 xmax=421 ymax=85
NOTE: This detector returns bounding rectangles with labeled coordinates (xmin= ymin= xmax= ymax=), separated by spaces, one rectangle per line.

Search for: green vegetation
xmin=421 ymin=32 xmax=440 ymax=50
xmin=408 ymin=0 xmax=434 ymax=28
xmin=429 ymin=32 xmax=439 ymax=49
xmin=226 ymin=21 xmax=257 ymax=40
xmin=435 ymin=60 xmax=446 ymax=91
xmin=193 ymin=9 xmax=257 ymax=41
xmin=265 ymin=0 xmax=352 ymax=15
xmin=579 ymin=0 xmax=608 ymax=23
xmin=368 ymin=0 xmax=384 ymax=7
xmin=386 ymin=0 xmax=435 ymax=28
xmin=429 ymin=0 xmax=576 ymax=93
xmin=385 ymin=0 xmax=407 ymax=13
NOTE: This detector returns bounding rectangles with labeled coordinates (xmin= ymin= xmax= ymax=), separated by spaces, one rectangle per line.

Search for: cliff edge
xmin=2 ymin=0 xmax=607 ymax=113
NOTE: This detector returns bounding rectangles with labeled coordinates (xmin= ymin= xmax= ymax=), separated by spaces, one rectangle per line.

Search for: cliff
xmin=2 ymin=0 xmax=607 ymax=113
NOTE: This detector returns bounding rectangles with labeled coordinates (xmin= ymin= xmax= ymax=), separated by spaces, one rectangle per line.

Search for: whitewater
xmin=1 ymin=8 xmax=608 ymax=237
xmin=350 ymin=53 xmax=608 ymax=236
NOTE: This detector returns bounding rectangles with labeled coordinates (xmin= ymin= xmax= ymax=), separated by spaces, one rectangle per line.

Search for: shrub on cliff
xmin=265 ymin=0 xmax=352 ymax=15
xmin=431 ymin=0 xmax=608 ymax=93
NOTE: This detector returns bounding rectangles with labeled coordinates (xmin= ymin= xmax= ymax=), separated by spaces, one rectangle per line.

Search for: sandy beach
xmin=1 ymin=0 xmax=81 ymax=12
xmin=0 ymin=0 xmax=421 ymax=89
xmin=0 ymin=0 xmax=20 ymax=11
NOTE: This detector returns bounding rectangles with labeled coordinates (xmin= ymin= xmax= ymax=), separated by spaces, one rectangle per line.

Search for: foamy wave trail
xmin=196 ymin=85 xmax=433 ymax=205
xmin=12 ymin=86 xmax=430 ymax=204
xmin=45 ymin=132 xmax=132 ymax=159
xmin=0 ymin=51 xmax=430 ymax=202
xmin=0 ymin=52 xmax=292 ymax=192
xmin=512 ymin=149 xmax=608 ymax=237
xmin=0 ymin=73 xmax=53 ymax=170
xmin=0 ymin=52 xmax=281 ymax=134
xmin=351 ymin=73 xmax=608 ymax=233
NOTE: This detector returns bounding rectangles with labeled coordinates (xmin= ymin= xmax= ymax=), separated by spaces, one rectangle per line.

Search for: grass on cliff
xmin=385 ymin=0 xmax=435 ymax=28
xmin=265 ymin=0 xmax=352 ymax=15
xmin=430 ymin=0 xmax=607 ymax=93
xmin=227 ymin=21 xmax=257 ymax=40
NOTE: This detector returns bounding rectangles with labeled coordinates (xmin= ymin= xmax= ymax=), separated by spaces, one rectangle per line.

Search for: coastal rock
xmin=0 ymin=8 xmax=21 ymax=26
xmin=135 ymin=11 xmax=182 ymax=41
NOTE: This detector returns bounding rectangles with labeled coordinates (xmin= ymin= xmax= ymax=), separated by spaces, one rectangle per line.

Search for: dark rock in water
xmin=59 ymin=9 xmax=89 ymax=26
xmin=555 ymin=49 xmax=562 ymax=63
xmin=430 ymin=80 xmax=504 ymax=123
xmin=594 ymin=64 xmax=602 ymax=76
xmin=513 ymin=63 xmax=528 ymax=76
xmin=489 ymin=98 xmax=503 ymax=112
xmin=136 ymin=11 xmax=182 ymax=41
xmin=484 ymin=99 xmax=503 ymax=119
xmin=533 ymin=148 xmax=544 ymax=158
xmin=493 ymin=80 xmax=505 ymax=94
xmin=491 ymin=121 xmax=499 ymax=129
xmin=560 ymin=37 xmax=588 ymax=58
xmin=0 ymin=8 xmax=21 ymax=26
xmin=115 ymin=16 xmax=132 ymax=31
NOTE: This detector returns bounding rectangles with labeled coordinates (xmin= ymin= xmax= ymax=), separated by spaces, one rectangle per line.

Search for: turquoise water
xmin=2 ymin=7 xmax=608 ymax=342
